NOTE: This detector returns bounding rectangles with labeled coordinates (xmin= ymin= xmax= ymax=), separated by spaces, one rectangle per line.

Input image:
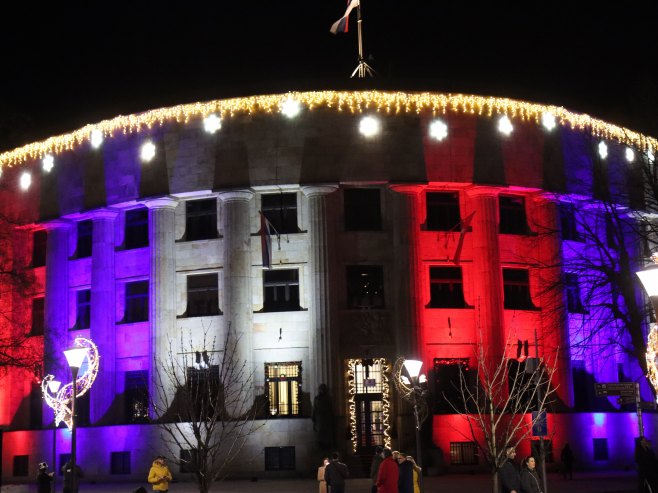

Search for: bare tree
xmin=152 ymin=324 xmax=264 ymax=493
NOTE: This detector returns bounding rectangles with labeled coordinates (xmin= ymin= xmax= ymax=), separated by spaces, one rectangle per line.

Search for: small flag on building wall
xmin=259 ymin=210 xmax=275 ymax=269
xmin=330 ymin=0 xmax=359 ymax=34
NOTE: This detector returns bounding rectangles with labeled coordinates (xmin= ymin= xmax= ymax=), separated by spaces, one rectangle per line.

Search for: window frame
xmin=499 ymin=195 xmax=529 ymax=235
xmin=428 ymin=266 xmax=467 ymax=308
xmin=502 ymin=268 xmax=536 ymax=310
xmin=75 ymin=289 xmax=91 ymax=330
xmin=263 ymin=269 xmax=301 ymax=312
xmin=124 ymin=280 xmax=149 ymax=323
xmin=31 ymin=229 xmax=47 ymax=267
xmin=124 ymin=207 xmax=149 ymax=249
xmin=186 ymin=273 xmax=220 ymax=317
xmin=346 ymin=265 xmax=385 ymax=309
xmin=261 ymin=193 xmax=299 ymax=234
xmin=30 ymin=296 xmax=45 ymax=336
xmin=75 ymin=219 xmax=93 ymax=258
xmin=264 ymin=362 xmax=302 ymax=417
xmin=425 ymin=191 xmax=461 ymax=231
xmin=185 ymin=198 xmax=218 ymax=242
xmin=344 ymin=188 xmax=382 ymax=231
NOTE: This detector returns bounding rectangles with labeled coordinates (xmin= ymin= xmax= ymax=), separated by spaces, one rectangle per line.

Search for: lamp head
xmin=47 ymin=380 xmax=61 ymax=394
xmin=403 ymin=359 xmax=423 ymax=379
xmin=63 ymin=347 xmax=88 ymax=370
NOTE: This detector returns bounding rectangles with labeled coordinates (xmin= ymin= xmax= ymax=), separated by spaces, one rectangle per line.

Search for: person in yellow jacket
xmin=148 ymin=456 xmax=173 ymax=492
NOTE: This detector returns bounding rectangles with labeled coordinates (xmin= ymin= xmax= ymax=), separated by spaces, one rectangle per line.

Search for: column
xmin=89 ymin=209 xmax=118 ymax=423
xmin=302 ymin=185 xmax=338 ymax=395
xmin=218 ymin=191 xmax=254 ymax=377
xmin=389 ymin=185 xmax=424 ymax=359
xmin=144 ymin=197 xmax=179 ymax=417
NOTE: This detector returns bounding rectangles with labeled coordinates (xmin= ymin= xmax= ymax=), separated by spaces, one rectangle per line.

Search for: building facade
xmin=0 ymin=91 xmax=656 ymax=483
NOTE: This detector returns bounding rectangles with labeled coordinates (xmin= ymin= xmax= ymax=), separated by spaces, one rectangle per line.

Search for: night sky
xmin=1 ymin=2 xmax=657 ymax=152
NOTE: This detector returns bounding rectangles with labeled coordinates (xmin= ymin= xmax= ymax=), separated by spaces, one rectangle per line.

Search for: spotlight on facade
xmin=625 ymin=147 xmax=635 ymax=163
xmin=140 ymin=141 xmax=156 ymax=162
xmin=203 ymin=114 xmax=222 ymax=134
xmin=429 ymin=119 xmax=448 ymax=141
xmin=541 ymin=112 xmax=556 ymax=131
xmin=281 ymin=98 xmax=302 ymax=119
xmin=497 ymin=115 xmax=513 ymax=136
xmin=359 ymin=116 xmax=381 ymax=138
xmin=20 ymin=171 xmax=32 ymax=191
xmin=598 ymin=141 xmax=608 ymax=159
xmin=42 ymin=154 xmax=55 ymax=173
xmin=90 ymin=129 xmax=104 ymax=149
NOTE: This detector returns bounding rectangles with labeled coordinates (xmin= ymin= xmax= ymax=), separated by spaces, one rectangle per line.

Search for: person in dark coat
xmin=520 ymin=456 xmax=543 ymax=493
xmin=61 ymin=460 xmax=84 ymax=493
xmin=312 ymin=384 xmax=335 ymax=451
xmin=376 ymin=448 xmax=399 ymax=493
xmin=500 ymin=446 xmax=521 ymax=493
xmin=370 ymin=446 xmax=384 ymax=493
xmin=397 ymin=453 xmax=414 ymax=493
xmin=36 ymin=462 xmax=54 ymax=493
xmin=324 ymin=452 xmax=350 ymax=493
xmin=635 ymin=436 xmax=658 ymax=493
xmin=560 ymin=442 xmax=574 ymax=480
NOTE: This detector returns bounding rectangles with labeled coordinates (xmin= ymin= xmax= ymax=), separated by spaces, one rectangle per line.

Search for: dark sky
xmin=1 ymin=1 xmax=657 ymax=152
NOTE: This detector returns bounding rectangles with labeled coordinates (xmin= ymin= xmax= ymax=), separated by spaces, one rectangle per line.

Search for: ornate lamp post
xmin=63 ymin=346 xmax=89 ymax=493
xmin=46 ymin=380 xmax=61 ymax=493
xmin=637 ymin=258 xmax=658 ymax=406
xmin=397 ymin=359 xmax=428 ymax=468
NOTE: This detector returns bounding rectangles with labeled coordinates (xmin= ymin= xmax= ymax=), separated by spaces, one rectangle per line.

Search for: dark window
xmin=507 ymin=360 xmax=536 ymax=411
xmin=344 ymin=188 xmax=381 ymax=231
xmin=32 ymin=230 xmax=47 ymax=267
xmin=346 ymin=265 xmax=385 ymax=309
xmin=265 ymin=362 xmax=302 ymax=417
xmin=31 ymin=297 xmax=44 ymax=336
xmin=124 ymin=281 xmax=149 ymax=323
xmin=426 ymin=192 xmax=461 ymax=231
xmin=593 ymin=438 xmax=609 ymax=461
xmin=186 ymin=274 xmax=220 ymax=317
xmin=499 ymin=195 xmax=529 ymax=235
xmin=530 ymin=440 xmax=553 ymax=463
xmin=75 ymin=220 xmax=93 ymax=258
xmin=559 ymin=204 xmax=581 ymax=242
xmin=125 ymin=371 xmax=149 ymax=423
xmin=110 ymin=451 xmax=131 ymax=475
xmin=124 ymin=208 xmax=149 ymax=249
xmin=263 ymin=269 xmax=300 ymax=312
xmin=449 ymin=442 xmax=478 ymax=465
xmin=13 ymin=455 xmax=29 ymax=476
xmin=59 ymin=454 xmax=71 ymax=476
xmin=571 ymin=360 xmax=596 ymax=411
xmin=262 ymin=193 xmax=298 ymax=234
xmin=264 ymin=446 xmax=296 ymax=471
xmin=185 ymin=199 xmax=218 ymax=241
xmin=75 ymin=290 xmax=91 ymax=330
xmin=503 ymin=268 xmax=535 ymax=310
xmin=186 ymin=365 xmax=221 ymax=420
xmin=432 ymin=358 xmax=472 ymax=413
xmin=428 ymin=267 xmax=467 ymax=308
xmin=75 ymin=392 xmax=90 ymax=426
xmin=180 ymin=449 xmax=199 ymax=474
xmin=29 ymin=383 xmax=42 ymax=429
xmin=565 ymin=274 xmax=586 ymax=314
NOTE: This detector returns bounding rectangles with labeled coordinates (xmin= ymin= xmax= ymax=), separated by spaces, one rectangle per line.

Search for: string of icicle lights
xmin=1 ymin=90 xmax=657 ymax=169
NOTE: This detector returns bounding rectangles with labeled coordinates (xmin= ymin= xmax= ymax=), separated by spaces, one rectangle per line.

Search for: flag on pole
xmin=330 ymin=0 xmax=359 ymax=34
xmin=259 ymin=210 xmax=274 ymax=269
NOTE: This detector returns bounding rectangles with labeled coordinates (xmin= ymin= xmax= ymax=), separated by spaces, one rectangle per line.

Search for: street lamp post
xmin=63 ymin=347 xmax=88 ymax=493
xmin=402 ymin=359 xmax=427 ymax=469
xmin=46 ymin=380 xmax=61 ymax=493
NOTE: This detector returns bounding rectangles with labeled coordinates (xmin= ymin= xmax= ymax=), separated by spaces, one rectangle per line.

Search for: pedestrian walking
xmin=318 ymin=457 xmax=330 ymax=493
xmin=61 ymin=460 xmax=84 ymax=493
xmin=36 ymin=462 xmax=54 ymax=493
xmin=324 ymin=452 xmax=350 ymax=493
xmin=500 ymin=446 xmax=521 ymax=493
xmin=369 ymin=446 xmax=384 ymax=493
xmin=560 ymin=442 xmax=574 ymax=480
xmin=520 ymin=456 xmax=543 ymax=493
xmin=376 ymin=448 xmax=399 ymax=493
xmin=148 ymin=456 xmax=173 ymax=492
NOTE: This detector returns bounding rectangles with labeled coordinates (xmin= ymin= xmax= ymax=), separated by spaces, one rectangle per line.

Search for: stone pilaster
xmin=302 ymin=185 xmax=338 ymax=395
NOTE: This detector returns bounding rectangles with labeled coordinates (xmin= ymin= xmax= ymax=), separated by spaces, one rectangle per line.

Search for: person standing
xmin=398 ymin=453 xmax=414 ymax=493
xmin=520 ymin=456 xmax=543 ymax=493
xmin=148 ymin=456 xmax=173 ymax=492
xmin=324 ymin=452 xmax=350 ymax=493
xmin=376 ymin=448 xmax=399 ymax=493
xmin=635 ymin=437 xmax=658 ymax=493
xmin=61 ymin=460 xmax=84 ymax=493
xmin=500 ymin=446 xmax=521 ymax=493
xmin=318 ymin=457 xmax=330 ymax=493
xmin=369 ymin=446 xmax=384 ymax=493
xmin=406 ymin=456 xmax=422 ymax=493
xmin=36 ymin=462 xmax=54 ymax=493
xmin=560 ymin=442 xmax=574 ymax=480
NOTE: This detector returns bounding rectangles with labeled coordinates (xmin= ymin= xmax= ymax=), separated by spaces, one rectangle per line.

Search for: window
xmin=13 ymin=455 xmax=29 ymax=476
xmin=425 ymin=192 xmax=460 ymax=231
xmin=593 ymin=438 xmax=609 ymax=461
xmin=559 ymin=203 xmax=581 ymax=242
xmin=346 ymin=265 xmax=385 ymax=309
xmin=565 ymin=274 xmax=586 ymax=314
xmin=450 ymin=442 xmax=478 ymax=465
xmin=75 ymin=290 xmax=91 ymax=330
xmin=261 ymin=193 xmax=298 ymax=234
xmin=265 ymin=362 xmax=301 ymax=417
xmin=344 ymin=188 xmax=381 ymax=231
xmin=604 ymin=213 xmax=617 ymax=248
xmin=110 ymin=451 xmax=131 ymax=475
xmin=499 ymin=195 xmax=528 ymax=235
xmin=125 ymin=371 xmax=149 ymax=423
xmin=428 ymin=267 xmax=467 ymax=308
xmin=503 ymin=268 xmax=535 ymax=310
xmin=185 ymin=198 xmax=218 ymax=241
xmin=186 ymin=366 xmax=220 ymax=420
xmin=433 ymin=358 xmax=471 ymax=413
xmin=32 ymin=229 xmax=47 ymax=267
xmin=264 ymin=446 xmax=296 ymax=471
xmin=30 ymin=382 xmax=42 ymax=429
xmin=124 ymin=281 xmax=149 ymax=323
xmin=180 ymin=449 xmax=198 ymax=474
xmin=530 ymin=440 xmax=553 ymax=463
xmin=186 ymin=274 xmax=220 ymax=317
xmin=31 ymin=297 xmax=44 ymax=336
xmin=507 ymin=360 xmax=536 ymax=410
xmin=75 ymin=220 xmax=93 ymax=258
xmin=124 ymin=208 xmax=149 ymax=249
xmin=263 ymin=269 xmax=300 ymax=312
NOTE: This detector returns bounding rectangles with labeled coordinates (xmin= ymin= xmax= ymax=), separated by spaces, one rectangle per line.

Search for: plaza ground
xmin=0 ymin=471 xmax=640 ymax=493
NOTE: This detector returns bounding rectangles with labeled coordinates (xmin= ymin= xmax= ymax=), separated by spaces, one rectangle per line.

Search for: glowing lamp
xmin=203 ymin=114 xmax=222 ymax=134
xmin=140 ymin=141 xmax=156 ymax=162
xmin=42 ymin=154 xmax=54 ymax=172
xmin=598 ymin=141 xmax=608 ymax=159
xmin=498 ymin=115 xmax=513 ymax=136
xmin=90 ymin=129 xmax=104 ymax=149
xmin=47 ymin=380 xmax=61 ymax=394
xmin=281 ymin=98 xmax=301 ymax=118
xmin=626 ymin=147 xmax=635 ymax=163
xmin=429 ymin=119 xmax=448 ymax=141
xmin=359 ymin=116 xmax=381 ymax=137
xmin=20 ymin=171 xmax=31 ymax=190
xmin=542 ymin=112 xmax=556 ymax=131
xmin=403 ymin=359 xmax=423 ymax=380
xmin=63 ymin=347 xmax=88 ymax=370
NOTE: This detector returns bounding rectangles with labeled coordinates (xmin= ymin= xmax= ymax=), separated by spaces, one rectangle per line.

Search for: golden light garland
xmin=41 ymin=337 xmax=100 ymax=429
xmin=646 ymin=324 xmax=658 ymax=404
xmin=1 ymin=90 xmax=657 ymax=169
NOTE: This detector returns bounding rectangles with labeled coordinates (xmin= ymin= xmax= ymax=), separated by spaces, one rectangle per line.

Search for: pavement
xmin=0 ymin=471 xmax=640 ymax=493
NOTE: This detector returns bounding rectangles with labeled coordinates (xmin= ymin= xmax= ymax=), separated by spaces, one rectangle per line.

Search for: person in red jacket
xmin=376 ymin=448 xmax=399 ymax=493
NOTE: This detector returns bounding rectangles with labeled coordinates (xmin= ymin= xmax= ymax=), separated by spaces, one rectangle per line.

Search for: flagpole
xmin=350 ymin=1 xmax=375 ymax=78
